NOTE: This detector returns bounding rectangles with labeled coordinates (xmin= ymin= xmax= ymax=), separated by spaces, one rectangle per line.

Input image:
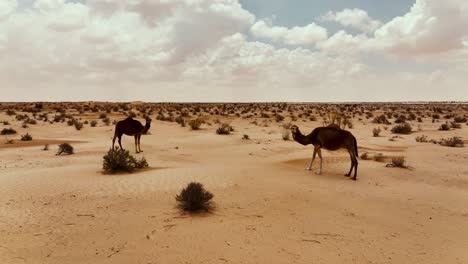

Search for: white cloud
xmin=0 ymin=0 xmax=17 ymax=20
xmin=250 ymin=20 xmax=327 ymax=45
xmin=374 ymin=0 xmax=468 ymax=56
xmin=321 ymin=8 xmax=381 ymax=33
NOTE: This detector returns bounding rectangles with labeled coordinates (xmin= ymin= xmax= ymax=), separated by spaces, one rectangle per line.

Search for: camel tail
xmin=353 ymin=136 xmax=358 ymax=158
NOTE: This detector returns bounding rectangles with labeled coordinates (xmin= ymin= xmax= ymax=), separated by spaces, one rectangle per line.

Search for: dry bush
xmin=372 ymin=127 xmax=381 ymax=137
xmin=439 ymin=137 xmax=464 ymax=148
xmin=90 ymin=120 xmax=98 ymax=127
xmin=242 ymin=134 xmax=250 ymax=140
xmin=438 ymin=123 xmax=451 ymax=131
xmin=1 ymin=128 xmax=17 ymax=135
xmin=188 ymin=118 xmax=203 ymax=130
xmin=216 ymin=123 xmax=233 ymax=135
xmin=453 ymin=116 xmax=467 ymax=123
xmin=415 ymin=135 xmax=428 ymax=143
xmin=373 ymin=114 xmax=390 ymax=124
xmin=20 ymin=133 xmax=32 ymax=141
xmin=391 ymin=123 xmax=412 ymax=134
xmin=102 ymin=148 xmax=148 ymax=173
xmin=176 ymin=182 xmax=214 ymax=212
xmin=386 ymin=156 xmax=408 ymax=168
xmin=57 ymin=143 xmax=74 ymax=155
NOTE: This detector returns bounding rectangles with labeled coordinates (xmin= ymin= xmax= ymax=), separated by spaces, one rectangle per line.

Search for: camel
xmin=290 ymin=125 xmax=359 ymax=180
xmin=112 ymin=117 xmax=151 ymax=153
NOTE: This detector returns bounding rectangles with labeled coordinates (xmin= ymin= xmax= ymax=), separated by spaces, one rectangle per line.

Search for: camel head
xmin=290 ymin=125 xmax=299 ymax=138
xmin=143 ymin=118 xmax=151 ymax=134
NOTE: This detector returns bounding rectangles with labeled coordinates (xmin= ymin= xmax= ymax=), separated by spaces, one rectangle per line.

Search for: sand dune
xmin=1 ymin=103 xmax=468 ymax=264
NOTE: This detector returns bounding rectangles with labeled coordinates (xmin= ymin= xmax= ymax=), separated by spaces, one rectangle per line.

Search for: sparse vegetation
xmin=439 ymin=137 xmax=464 ymax=148
xmin=372 ymin=127 xmax=381 ymax=137
xmin=386 ymin=156 xmax=408 ymax=168
xmin=1 ymin=128 xmax=17 ymax=135
xmin=102 ymin=148 xmax=148 ymax=173
xmin=391 ymin=123 xmax=412 ymax=134
xmin=216 ymin=123 xmax=233 ymax=135
xmin=20 ymin=133 xmax=32 ymax=141
xmin=188 ymin=118 xmax=203 ymax=130
xmin=176 ymin=182 xmax=214 ymax=212
xmin=57 ymin=143 xmax=74 ymax=155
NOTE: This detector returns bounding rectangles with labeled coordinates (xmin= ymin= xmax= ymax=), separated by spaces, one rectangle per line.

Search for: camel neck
xmin=293 ymin=131 xmax=312 ymax=145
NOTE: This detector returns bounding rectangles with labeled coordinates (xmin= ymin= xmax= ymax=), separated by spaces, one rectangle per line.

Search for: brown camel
xmin=290 ymin=125 xmax=359 ymax=180
xmin=112 ymin=117 xmax=151 ymax=153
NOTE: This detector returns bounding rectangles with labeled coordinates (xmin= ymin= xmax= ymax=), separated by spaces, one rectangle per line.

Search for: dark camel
xmin=290 ymin=125 xmax=359 ymax=180
xmin=112 ymin=117 xmax=151 ymax=153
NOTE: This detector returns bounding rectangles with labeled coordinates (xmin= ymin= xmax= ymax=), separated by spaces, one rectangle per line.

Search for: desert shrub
xmin=20 ymin=133 xmax=32 ymax=141
xmin=43 ymin=144 xmax=49 ymax=151
xmin=439 ymin=137 xmax=464 ymax=148
xmin=188 ymin=118 xmax=203 ymax=130
xmin=450 ymin=122 xmax=461 ymax=129
xmin=102 ymin=148 xmax=148 ymax=173
xmin=90 ymin=120 xmax=98 ymax=127
xmin=373 ymin=114 xmax=390 ymax=124
xmin=386 ymin=156 xmax=408 ymax=168
xmin=102 ymin=117 xmax=111 ymax=126
xmin=242 ymin=134 xmax=250 ymax=140
xmin=57 ymin=143 xmax=74 ymax=155
xmin=391 ymin=123 xmax=412 ymax=134
xmin=275 ymin=114 xmax=284 ymax=122
xmin=438 ymin=123 xmax=451 ymax=131
xmin=373 ymin=153 xmax=386 ymax=162
xmin=74 ymin=121 xmax=83 ymax=130
xmin=372 ymin=127 xmax=381 ymax=137
xmin=360 ymin=152 xmax=371 ymax=160
xmin=176 ymin=182 xmax=214 ymax=212
xmin=99 ymin=113 xmax=107 ymax=119
xmin=1 ymin=128 xmax=17 ymax=135
xmin=395 ymin=115 xmax=407 ymax=123
xmin=2 ymin=121 xmax=10 ymax=125
xmin=453 ymin=116 xmax=467 ymax=123
xmin=216 ymin=123 xmax=233 ymax=135
xmin=415 ymin=135 xmax=428 ymax=143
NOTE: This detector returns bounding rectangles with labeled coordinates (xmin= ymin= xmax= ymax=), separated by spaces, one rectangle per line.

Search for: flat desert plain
xmin=1 ymin=102 xmax=468 ymax=264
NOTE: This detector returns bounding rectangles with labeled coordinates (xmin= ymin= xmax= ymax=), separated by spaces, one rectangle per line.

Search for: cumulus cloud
xmin=321 ymin=8 xmax=382 ymax=33
xmin=374 ymin=0 xmax=468 ymax=56
xmin=250 ymin=20 xmax=327 ymax=45
xmin=0 ymin=0 xmax=467 ymax=101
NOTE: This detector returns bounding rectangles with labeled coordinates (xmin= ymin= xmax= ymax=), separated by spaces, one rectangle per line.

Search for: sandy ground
xmin=1 ymin=111 xmax=468 ymax=264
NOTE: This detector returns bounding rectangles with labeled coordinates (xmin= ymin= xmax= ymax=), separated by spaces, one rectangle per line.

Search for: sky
xmin=1 ymin=0 xmax=467 ymax=102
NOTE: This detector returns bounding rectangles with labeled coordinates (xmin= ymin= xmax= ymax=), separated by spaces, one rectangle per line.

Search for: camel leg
xmin=306 ymin=147 xmax=317 ymax=171
xmin=134 ymin=135 xmax=139 ymax=153
xmin=138 ymin=135 xmax=143 ymax=153
xmin=316 ymin=147 xmax=323 ymax=175
xmin=112 ymin=134 xmax=116 ymax=150
xmin=118 ymin=135 xmax=123 ymax=150
xmin=352 ymin=154 xmax=358 ymax=181
xmin=345 ymin=150 xmax=354 ymax=177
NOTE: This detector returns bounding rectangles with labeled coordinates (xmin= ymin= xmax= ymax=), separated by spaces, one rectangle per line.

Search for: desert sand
xmin=1 ymin=102 xmax=467 ymax=264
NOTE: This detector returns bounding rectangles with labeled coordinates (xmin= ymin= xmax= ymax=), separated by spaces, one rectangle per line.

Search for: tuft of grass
xmin=391 ymin=123 xmax=412 ymax=134
xmin=20 ymin=133 xmax=32 ymax=141
xmin=90 ymin=120 xmax=98 ymax=127
xmin=43 ymin=144 xmax=49 ymax=151
xmin=102 ymin=148 xmax=148 ymax=173
xmin=57 ymin=143 xmax=74 ymax=155
xmin=176 ymin=182 xmax=214 ymax=212
xmin=242 ymin=134 xmax=250 ymax=140
xmin=415 ymin=135 xmax=428 ymax=143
